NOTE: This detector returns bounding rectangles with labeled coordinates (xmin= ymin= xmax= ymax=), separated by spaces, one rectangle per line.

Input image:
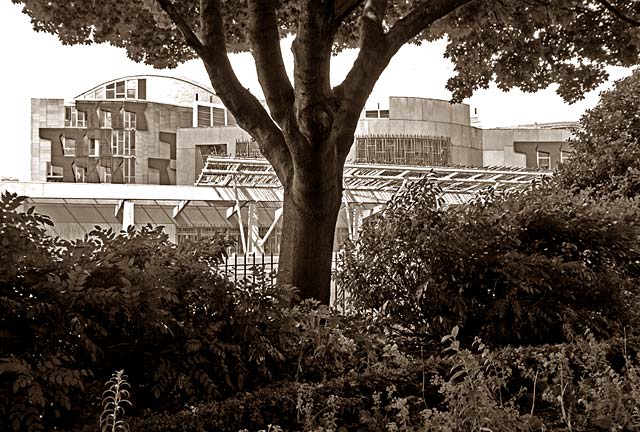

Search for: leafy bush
xmin=130 ymin=327 xmax=640 ymax=432
xmin=558 ymin=69 xmax=640 ymax=198
xmin=0 ymin=193 xmax=387 ymax=431
xmin=336 ymin=178 xmax=640 ymax=347
xmin=129 ymin=354 xmax=443 ymax=432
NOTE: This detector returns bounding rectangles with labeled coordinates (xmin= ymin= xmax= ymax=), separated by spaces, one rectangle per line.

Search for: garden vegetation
xmin=2 ymin=72 xmax=640 ymax=431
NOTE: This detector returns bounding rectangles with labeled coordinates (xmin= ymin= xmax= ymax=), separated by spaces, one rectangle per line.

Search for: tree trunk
xmin=276 ymin=170 xmax=343 ymax=305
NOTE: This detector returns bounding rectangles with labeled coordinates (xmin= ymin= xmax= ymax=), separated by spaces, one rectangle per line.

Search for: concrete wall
xmin=31 ymin=99 xmax=64 ymax=181
xmin=176 ymin=126 xmax=252 ymax=185
xmin=33 ymin=98 xmax=193 ymax=185
xmin=351 ymin=97 xmax=481 ymax=166
xmin=482 ymin=128 xmax=573 ymax=168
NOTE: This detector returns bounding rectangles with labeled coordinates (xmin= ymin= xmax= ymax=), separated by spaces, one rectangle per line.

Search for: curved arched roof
xmin=75 ymin=74 xmax=219 ymax=107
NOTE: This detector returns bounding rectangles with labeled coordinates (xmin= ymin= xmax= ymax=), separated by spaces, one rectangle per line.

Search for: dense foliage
xmin=132 ymin=329 xmax=640 ymax=431
xmin=558 ymin=69 xmax=640 ymax=198
xmin=0 ymin=193 xmax=386 ymax=431
xmin=336 ymin=179 xmax=640 ymax=347
xmin=2 ymin=174 xmax=640 ymax=430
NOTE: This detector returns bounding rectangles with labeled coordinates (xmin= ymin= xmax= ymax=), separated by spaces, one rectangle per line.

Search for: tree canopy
xmin=15 ymin=0 xmax=640 ymax=101
xmin=559 ymin=69 xmax=640 ymax=197
xmin=13 ymin=0 xmax=640 ymax=302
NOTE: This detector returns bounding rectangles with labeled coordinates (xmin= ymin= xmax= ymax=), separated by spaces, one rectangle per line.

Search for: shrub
xmin=130 ymin=327 xmax=640 ymax=432
xmin=558 ymin=69 xmax=640 ymax=198
xmin=0 ymin=192 xmax=389 ymax=431
xmin=128 ymin=354 xmax=444 ymax=432
xmin=336 ymin=179 xmax=640 ymax=347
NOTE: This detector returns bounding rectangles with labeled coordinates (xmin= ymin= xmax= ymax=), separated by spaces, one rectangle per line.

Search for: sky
xmin=0 ymin=1 xmax=633 ymax=180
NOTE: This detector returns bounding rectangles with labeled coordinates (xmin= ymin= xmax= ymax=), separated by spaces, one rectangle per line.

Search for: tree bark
xmin=276 ymin=136 xmax=344 ymax=305
xmin=277 ymin=182 xmax=341 ymax=305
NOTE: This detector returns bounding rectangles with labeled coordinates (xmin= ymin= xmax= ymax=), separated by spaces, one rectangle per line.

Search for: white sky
xmin=0 ymin=1 xmax=632 ymax=180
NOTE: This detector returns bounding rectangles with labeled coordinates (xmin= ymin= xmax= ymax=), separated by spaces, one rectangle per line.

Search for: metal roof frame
xmin=196 ymin=157 xmax=552 ymax=204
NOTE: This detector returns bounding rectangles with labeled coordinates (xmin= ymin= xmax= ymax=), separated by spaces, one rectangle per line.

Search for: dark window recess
xmin=379 ymin=110 xmax=390 ymax=118
xmin=106 ymin=83 xmax=115 ymax=99
xmin=198 ymin=144 xmax=228 ymax=162
xmin=365 ymin=110 xmax=379 ymax=118
xmin=212 ymin=107 xmax=226 ymax=125
xmin=236 ymin=138 xmax=262 ymax=157
xmin=197 ymin=105 xmax=211 ymax=127
xmin=137 ymin=79 xmax=146 ymax=100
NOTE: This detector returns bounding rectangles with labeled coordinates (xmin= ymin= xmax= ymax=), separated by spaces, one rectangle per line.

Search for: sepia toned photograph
xmin=1 ymin=0 xmax=639 ymax=430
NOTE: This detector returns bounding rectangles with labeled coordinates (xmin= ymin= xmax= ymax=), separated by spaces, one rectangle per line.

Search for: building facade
xmin=21 ymin=75 xmax=574 ymax=249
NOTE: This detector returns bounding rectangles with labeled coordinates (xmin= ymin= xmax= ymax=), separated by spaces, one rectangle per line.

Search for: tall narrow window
xmin=212 ymin=107 xmax=225 ymax=125
xmin=123 ymin=158 xmax=135 ymax=184
xmin=74 ymin=166 xmax=86 ymax=183
xmin=124 ymin=111 xmax=137 ymax=129
xmin=197 ymin=105 xmax=211 ymax=127
xmin=89 ymin=139 xmax=100 ymax=157
xmin=103 ymin=167 xmax=112 ymax=183
xmin=101 ymin=110 xmax=112 ymax=128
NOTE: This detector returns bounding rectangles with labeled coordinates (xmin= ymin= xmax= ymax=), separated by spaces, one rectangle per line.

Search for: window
xmin=115 ymin=81 xmax=125 ymax=99
xmin=46 ymin=162 xmax=63 ymax=182
xmin=89 ymin=139 xmax=100 ymax=157
xmin=94 ymin=87 xmax=105 ymax=99
xmin=212 ymin=107 xmax=225 ymax=125
xmin=560 ymin=151 xmax=572 ymax=163
xmin=103 ymin=167 xmax=112 ymax=183
xmin=123 ymin=158 xmax=135 ymax=183
xmin=106 ymin=81 xmax=126 ymax=99
xmin=62 ymin=137 xmax=76 ymax=156
xmin=123 ymin=111 xmax=136 ymax=129
xmin=365 ymin=109 xmax=390 ymax=119
xmin=355 ymin=135 xmax=450 ymax=165
xmin=537 ymin=150 xmax=551 ymax=169
xmin=106 ymin=83 xmax=115 ymax=99
xmin=111 ymin=130 xmax=134 ymax=156
xmin=101 ymin=110 xmax=112 ymax=128
xmin=74 ymin=165 xmax=86 ymax=183
xmin=196 ymin=104 xmax=235 ymax=127
xmin=65 ymin=107 xmax=87 ymax=127
xmin=126 ymin=80 xmax=137 ymax=99
xmin=197 ymin=105 xmax=211 ymax=127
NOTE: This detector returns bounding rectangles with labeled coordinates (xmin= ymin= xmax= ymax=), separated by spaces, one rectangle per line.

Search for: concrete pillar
xmin=247 ymin=202 xmax=262 ymax=255
xmin=121 ymin=200 xmax=135 ymax=231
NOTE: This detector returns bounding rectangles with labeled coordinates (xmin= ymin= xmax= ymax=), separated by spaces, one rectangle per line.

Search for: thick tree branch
xmin=155 ymin=0 xmax=206 ymax=56
xmin=594 ymin=0 xmax=640 ymax=27
xmin=333 ymin=0 xmax=474 ymax=160
xmin=333 ymin=0 xmax=366 ymax=27
xmin=332 ymin=0 xmax=389 ymax=160
xmin=386 ymin=0 xmax=474 ymax=53
xmin=156 ymin=0 xmax=293 ymax=185
xmin=292 ymin=0 xmax=335 ymax=143
xmin=248 ymin=0 xmax=295 ymax=127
